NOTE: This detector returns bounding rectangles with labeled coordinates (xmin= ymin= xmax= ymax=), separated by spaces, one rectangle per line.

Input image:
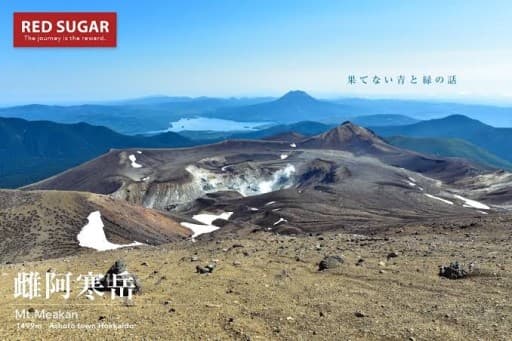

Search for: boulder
xmin=100 ymin=259 xmax=141 ymax=295
xmin=318 ymin=255 xmax=344 ymax=271
xmin=439 ymin=261 xmax=468 ymax=279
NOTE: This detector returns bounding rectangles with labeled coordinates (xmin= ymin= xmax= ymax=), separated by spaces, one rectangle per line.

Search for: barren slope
xmin=0 ymin=190 xmax=190 ymax=263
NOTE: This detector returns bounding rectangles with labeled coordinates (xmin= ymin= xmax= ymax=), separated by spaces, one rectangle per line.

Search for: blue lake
xmin=167 ymin=117 xmax=273 ymax=132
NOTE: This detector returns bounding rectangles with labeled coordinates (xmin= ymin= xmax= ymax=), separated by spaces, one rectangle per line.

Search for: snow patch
xmin=273 ymin=218 xmax=288 ymax=226
xmin=77 ymin=211 xmax=143 ymax=251
xmin=290 ymin=143 xmax=297 ymax=148
xmin=181 ymin=211 xmax=233 ymax=240
xmin=193 ymin=212 xmax=233 ymax=225
xmin=136 ymin=151 xmax=142 ymax=154
xmin=265 ymin=201 xmax=276 ymax=206
xmin=404 ymin=176 xmax=417 ymax=187
xmin=280 ymin=154 xmax=288 ymax=160
xmin=425 ymin=194 xmax=454 ymax=205
xmin=454 ymin=195 xmax=490 ymax=210
xmin=129 ymin=154 xmax=143 ymax=168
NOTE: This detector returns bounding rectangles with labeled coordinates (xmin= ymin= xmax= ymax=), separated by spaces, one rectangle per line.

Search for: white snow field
xmin=77 ymin=211 xmax=143 ymax=251
xmin=424 ymin=193 xmax=454 ymax=205
xmin=129 ymin=154 xmax=143 ymax=168
xmin=453 ymin=194 xmax=490 ymax=210
xmin=181 ymin=211 xmax=233 ymax=240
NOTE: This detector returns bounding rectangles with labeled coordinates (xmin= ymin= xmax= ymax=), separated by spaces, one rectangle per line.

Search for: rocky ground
xmin=1 ymin=216 xmax=511 ymax=340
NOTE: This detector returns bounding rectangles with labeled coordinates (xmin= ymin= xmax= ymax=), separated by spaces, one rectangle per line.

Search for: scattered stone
xmin=318 ymin=255 xmax=344 ymax=271
xmin=356 ymin=258 xmax=365 ymax=266
xmin=439 ymin=261 xmax=468 ymax=279
xmin=28 ymin=307 xmax=35 ymax=313
xmin=232 ymin=244 xmax=244 ymax=249
xmin=196 ymin=266 xmax=210 ymax=274
xmin=387 ymin=251 xmax=399 ymax=259
xmin=98 ymin=316 xmax=106 ymax=321
xmin=233 ymin=260 xmax=241 ymax=266
xmin=206 ymin=303 xmax=222 ymax=308
xmin=168 ymin=308 xmax=176 ymax=313
xmin=354 ymin=311 xmax=367 ymax=318
xmin=196 ymin=263 xmax=216 ymax=274
xmin=378 ymin=261 xmax=386 ymax=267
xmin=191 ymin=256 xmax=199 ymax=262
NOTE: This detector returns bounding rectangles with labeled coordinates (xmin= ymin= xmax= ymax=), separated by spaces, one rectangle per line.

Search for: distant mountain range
xmin=333 ymin=98 xmax=512 ymax=127
xmin=0 ymin=117 xmax=193 ymax=188
xmin=202 ymin=92 xmax=512 ymax=127
xmin=372 ymin=115 xmax=512 ymax=163
xmin=2 ymin=91 xmax=510 ymax=136
xmin=2 ymin=92 xmax=512 ymax=189
xmin=0 ymin=97 xmax=271 ymax=135
xmin=386 ymin=136 xmax=512 ymax=171
xmin=108 ymin=95 xmax=275 ymax=106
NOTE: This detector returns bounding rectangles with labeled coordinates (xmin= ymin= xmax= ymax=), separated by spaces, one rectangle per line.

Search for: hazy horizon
xmin=1 ymin=90 xmax=512 ymax=109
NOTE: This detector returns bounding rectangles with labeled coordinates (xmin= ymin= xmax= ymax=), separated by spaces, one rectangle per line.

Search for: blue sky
xmin=1 ymin=0 xmax=511 ymax=104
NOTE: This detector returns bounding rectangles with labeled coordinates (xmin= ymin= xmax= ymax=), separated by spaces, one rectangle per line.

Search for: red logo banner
xmin=13 ymin=12 xmax=117 ymax=48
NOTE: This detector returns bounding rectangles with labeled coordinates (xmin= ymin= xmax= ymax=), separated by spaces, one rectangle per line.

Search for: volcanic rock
xmin=318 ymin=255 xmax=344 ymax=271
